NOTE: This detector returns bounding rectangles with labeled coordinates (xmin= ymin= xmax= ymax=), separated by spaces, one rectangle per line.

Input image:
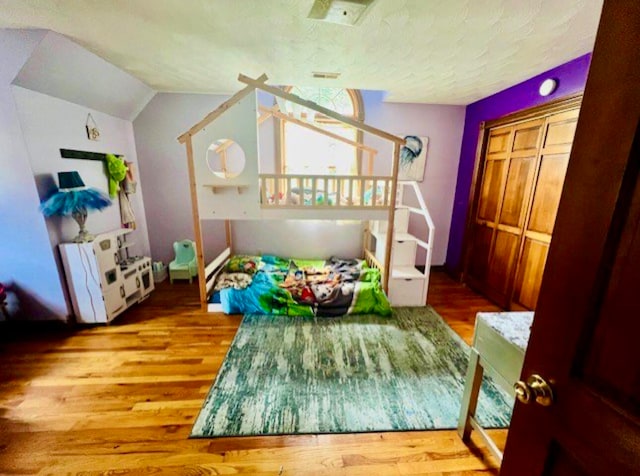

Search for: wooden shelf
xmin=203 ymin=184 xmax=249 ymax=194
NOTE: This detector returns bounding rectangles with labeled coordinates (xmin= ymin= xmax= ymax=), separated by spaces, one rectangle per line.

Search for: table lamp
xmin=40 ymin=171 xmax=111 ymax=242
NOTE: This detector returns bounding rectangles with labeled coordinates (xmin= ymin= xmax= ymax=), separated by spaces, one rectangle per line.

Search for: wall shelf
xmin=203 ymin=184 xmax=249 ymax=194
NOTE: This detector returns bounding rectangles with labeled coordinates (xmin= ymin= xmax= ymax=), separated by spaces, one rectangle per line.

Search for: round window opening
xmin=206 ymin=139 xmax=246 ymax=179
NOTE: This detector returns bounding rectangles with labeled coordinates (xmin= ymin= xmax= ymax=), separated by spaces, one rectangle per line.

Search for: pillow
xmin=225 ymin=255 xmax=260 ymax=275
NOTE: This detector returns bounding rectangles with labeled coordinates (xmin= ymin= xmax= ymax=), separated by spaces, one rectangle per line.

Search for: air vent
xmin=312 ymin=71 xmax=341 ymax=79
xmin=308 ymin=0 xmax=376 ymax=26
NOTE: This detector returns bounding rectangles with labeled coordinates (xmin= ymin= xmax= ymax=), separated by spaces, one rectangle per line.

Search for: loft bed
xmin=177 ymin=73 xmax=434 ymax=313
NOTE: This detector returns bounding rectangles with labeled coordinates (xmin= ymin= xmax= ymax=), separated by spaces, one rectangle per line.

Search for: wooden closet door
xmin=511 ymin=108 xmax=579 ymax=310
xmin=466 ymin=125 xmax=512 ymax=289
xmin=467 ymin=119 xmax=543 ymax=307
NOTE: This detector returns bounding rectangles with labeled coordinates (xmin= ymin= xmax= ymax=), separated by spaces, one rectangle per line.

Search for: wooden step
xmin=370 ymin=231 xmax=419 ymax=243
xmin=391 ymin=266 xmax=427 ymax=280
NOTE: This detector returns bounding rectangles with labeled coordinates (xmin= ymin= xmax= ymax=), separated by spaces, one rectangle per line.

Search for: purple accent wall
xmin=445 ymin=53 xmax=592 ymax=275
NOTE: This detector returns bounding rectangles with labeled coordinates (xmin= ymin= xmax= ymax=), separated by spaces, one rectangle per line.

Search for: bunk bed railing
xmin=204 ymin=247 xmax=231 ymax=299
xmin=259 ymin=174 xmax=393 ymax=209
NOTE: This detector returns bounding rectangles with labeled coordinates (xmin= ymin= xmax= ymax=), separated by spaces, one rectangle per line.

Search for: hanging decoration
xmin=85 ymin=113 xmax=100 ymax=141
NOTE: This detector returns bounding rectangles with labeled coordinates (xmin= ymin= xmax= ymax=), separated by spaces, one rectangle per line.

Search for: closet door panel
xmin=512 ymin=238 xmax=549 ymax=309
xmin=467 ymin=224 xmax=493 ymax=282
xmin=487 ymin=229 xmax=520 ymax=297
xmin=543 ymin=109 xmax=579 ymax=148
xmin=529 ymin=153 xmax=570 ymax=235
xmin=499 ymin=156 xmax=535 ymax=227
xmin=512 ymin=123 xmax=542 ymax=153
xmin=514 ymin=108 xmax=579 ymax=310
xmin=477 ymin=159 xmax=506 ymax=222
xmin=487 ymin=127 xmax=511 ymax=154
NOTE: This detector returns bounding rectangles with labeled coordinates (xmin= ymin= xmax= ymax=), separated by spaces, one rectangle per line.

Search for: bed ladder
xmin=365 ymin=181 xmax=435 ymax=306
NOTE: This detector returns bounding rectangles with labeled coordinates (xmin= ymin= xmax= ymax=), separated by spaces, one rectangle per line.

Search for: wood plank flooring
xmin=0 ymin=271 xmax=507 ymax=475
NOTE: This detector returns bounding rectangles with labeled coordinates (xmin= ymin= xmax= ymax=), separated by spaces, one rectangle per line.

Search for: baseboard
xmin=417 ymin=265 xmax=446 ymax=274
xmin=0 ymin=318 xmax=76 ymax=341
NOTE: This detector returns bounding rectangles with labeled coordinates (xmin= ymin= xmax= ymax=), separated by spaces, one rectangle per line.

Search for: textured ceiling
xmin=0 ymin=0 xmax=603 ymax=104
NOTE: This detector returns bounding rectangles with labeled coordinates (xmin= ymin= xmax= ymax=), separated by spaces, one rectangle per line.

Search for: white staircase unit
xmin=367 ymin=181 xmax=435 ymax=306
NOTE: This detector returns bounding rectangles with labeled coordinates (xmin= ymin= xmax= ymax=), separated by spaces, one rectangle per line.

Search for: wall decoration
xmin=399 ymin=136 xmax=429 ymax=181
xmin=85 ymin=113 xmax=100 ymax=141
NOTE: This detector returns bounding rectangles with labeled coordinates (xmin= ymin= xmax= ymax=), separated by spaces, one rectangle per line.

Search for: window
xmin=279 ymin=87 xmax=363 ymax=175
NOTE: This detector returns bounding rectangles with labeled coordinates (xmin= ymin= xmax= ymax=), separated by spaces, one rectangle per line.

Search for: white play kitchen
xmin=59 ymin=228 xmax=154 ymax=324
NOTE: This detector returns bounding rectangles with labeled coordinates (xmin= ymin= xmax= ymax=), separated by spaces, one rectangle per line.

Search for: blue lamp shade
xmin=58 ymin=171 xmax=85 ymax=189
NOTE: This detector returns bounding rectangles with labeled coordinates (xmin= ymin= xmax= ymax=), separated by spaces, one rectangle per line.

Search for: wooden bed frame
xmin=177 ymin=73 xmax=406 ymax=311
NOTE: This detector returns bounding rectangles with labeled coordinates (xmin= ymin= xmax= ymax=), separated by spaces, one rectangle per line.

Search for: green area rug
xmin=191 ymin=307 xmax=513 ymax=437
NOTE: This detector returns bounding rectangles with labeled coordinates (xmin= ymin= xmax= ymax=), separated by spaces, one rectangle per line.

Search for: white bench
xmin=457 ymin=311 xmax=534 ymax=461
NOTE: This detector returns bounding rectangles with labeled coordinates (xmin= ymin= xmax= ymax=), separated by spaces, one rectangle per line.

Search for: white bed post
xmin=383 ymin=142 xmax=401 ymax=293
xmin=185 ymin=135 xmax=208 ymax=311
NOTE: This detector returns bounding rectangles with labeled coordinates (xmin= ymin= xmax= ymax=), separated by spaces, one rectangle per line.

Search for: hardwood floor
xmin=0 ymin=271 xmax=507 ymax=475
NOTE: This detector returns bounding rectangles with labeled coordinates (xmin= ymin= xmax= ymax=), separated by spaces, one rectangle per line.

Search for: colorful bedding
xmin=211 ymin=255 xmax=391 ymax=317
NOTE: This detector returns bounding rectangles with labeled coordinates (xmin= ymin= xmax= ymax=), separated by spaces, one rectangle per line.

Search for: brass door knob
xmin=514 ymin=374 xmax=554 ymax=407
xmin=514 ymin=380 xmax=532 ymax=404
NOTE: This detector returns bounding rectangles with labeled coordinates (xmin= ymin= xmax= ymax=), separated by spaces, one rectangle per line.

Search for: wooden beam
xmin=177 ymin=74 xmax=268 ymax=144
xmin=383 ymin=142 xmax=402 ymax=293
xmin=184 ymin=136 xmax=208 ymax=311
xmin=225 ymin=220 xmax=233 ymax=250
xmin=240 ymin=74 xmax=405 ymax=145
xmin=258 ymin=108 xmax=275 ymax=125
xmin=262 ymin=105 xmax=379 ymax=154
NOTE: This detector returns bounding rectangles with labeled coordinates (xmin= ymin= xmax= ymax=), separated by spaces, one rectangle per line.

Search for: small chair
xmin=169 ymin=240 xmax=198 ymax=283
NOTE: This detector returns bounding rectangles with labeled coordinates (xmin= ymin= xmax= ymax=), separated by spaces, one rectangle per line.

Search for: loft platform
xmin=176 ymin=73 xmax=436 ymax=311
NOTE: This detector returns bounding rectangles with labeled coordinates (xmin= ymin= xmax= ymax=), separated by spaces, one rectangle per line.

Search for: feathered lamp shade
xmin=40 ymin=171 xmax=112 ymax=243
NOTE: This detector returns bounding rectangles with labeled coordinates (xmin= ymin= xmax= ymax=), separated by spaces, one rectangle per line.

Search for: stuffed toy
xmin=105 ymin=154 xmax=128 ymax=197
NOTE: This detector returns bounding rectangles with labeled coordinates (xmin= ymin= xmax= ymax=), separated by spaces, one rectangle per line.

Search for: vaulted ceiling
xmin=0 ymin=0 xmax=603 ymax=104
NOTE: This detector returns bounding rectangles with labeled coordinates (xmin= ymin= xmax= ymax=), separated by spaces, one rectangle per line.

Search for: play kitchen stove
xmin=119 ymin=255 xmax=150 ymax=271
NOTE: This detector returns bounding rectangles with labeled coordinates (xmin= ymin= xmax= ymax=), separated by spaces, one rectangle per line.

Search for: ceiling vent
xmin=312 ymin=71 xmax=341 ymax=79
xmin=308 ymin=0 xmax=376 ymax=26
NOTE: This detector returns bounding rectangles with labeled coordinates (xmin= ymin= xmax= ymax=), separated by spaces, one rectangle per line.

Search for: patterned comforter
xmin=212 ymin=255 xmax=391 ymax=317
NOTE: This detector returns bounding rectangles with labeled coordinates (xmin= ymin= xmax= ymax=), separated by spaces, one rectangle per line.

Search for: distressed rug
xmin=191 ymin=307 xmax=513 ymax=437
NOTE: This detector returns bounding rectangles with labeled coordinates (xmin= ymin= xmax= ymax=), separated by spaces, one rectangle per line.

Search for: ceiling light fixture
xmin=308 ymin=0 xmax=376 ymax=26
xmin=312 ymin=71 xmax=341 ymax=79
xmin=539 ymin=78 xmax=558 ymax=97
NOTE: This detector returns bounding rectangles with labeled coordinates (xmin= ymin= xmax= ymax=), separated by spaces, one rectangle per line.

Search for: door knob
xmin=514 ymin=374 xmax=554 ymax=407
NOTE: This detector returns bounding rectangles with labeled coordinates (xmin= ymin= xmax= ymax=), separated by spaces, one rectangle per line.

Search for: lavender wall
xmin=363 ymin=92 xmax=466 ymax=265
xmin=445 ymin=54 xmax=592 ymax=276
xmin=0 ymin=29 xmax=69 ymax=320
xmin=133 ymin=92 xmax=281 ymax=265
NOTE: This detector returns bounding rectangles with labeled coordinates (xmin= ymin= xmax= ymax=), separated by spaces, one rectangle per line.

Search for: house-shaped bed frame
xmin=177 ymin=73 xmax=434 ymax=311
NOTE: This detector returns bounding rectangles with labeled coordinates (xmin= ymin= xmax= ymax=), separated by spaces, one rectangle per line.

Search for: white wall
xmin=134 ymin=90 xmax=465 ymax=267
xmin=14 ymin=31 xmax=155 ymax=121
xmin=232 ymin=220 xmax=363 ymax=259
xmin=0 ymin=29 xmax=69 ymax=320
xmin=13 ymin=87 xmax=151 ymax=259
xmin=363 ymin=91 xmax=466 ymax=265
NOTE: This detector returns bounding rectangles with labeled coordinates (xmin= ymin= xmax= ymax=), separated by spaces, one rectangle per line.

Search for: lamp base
xmin=71 ymin=209 xmax=94 ymax=243
xmin=72 ymin=230 xmax=95 ymax=243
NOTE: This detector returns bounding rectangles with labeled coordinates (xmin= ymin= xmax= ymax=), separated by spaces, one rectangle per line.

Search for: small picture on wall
xmin=399 ymin=136 xmax=429 ymax=181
